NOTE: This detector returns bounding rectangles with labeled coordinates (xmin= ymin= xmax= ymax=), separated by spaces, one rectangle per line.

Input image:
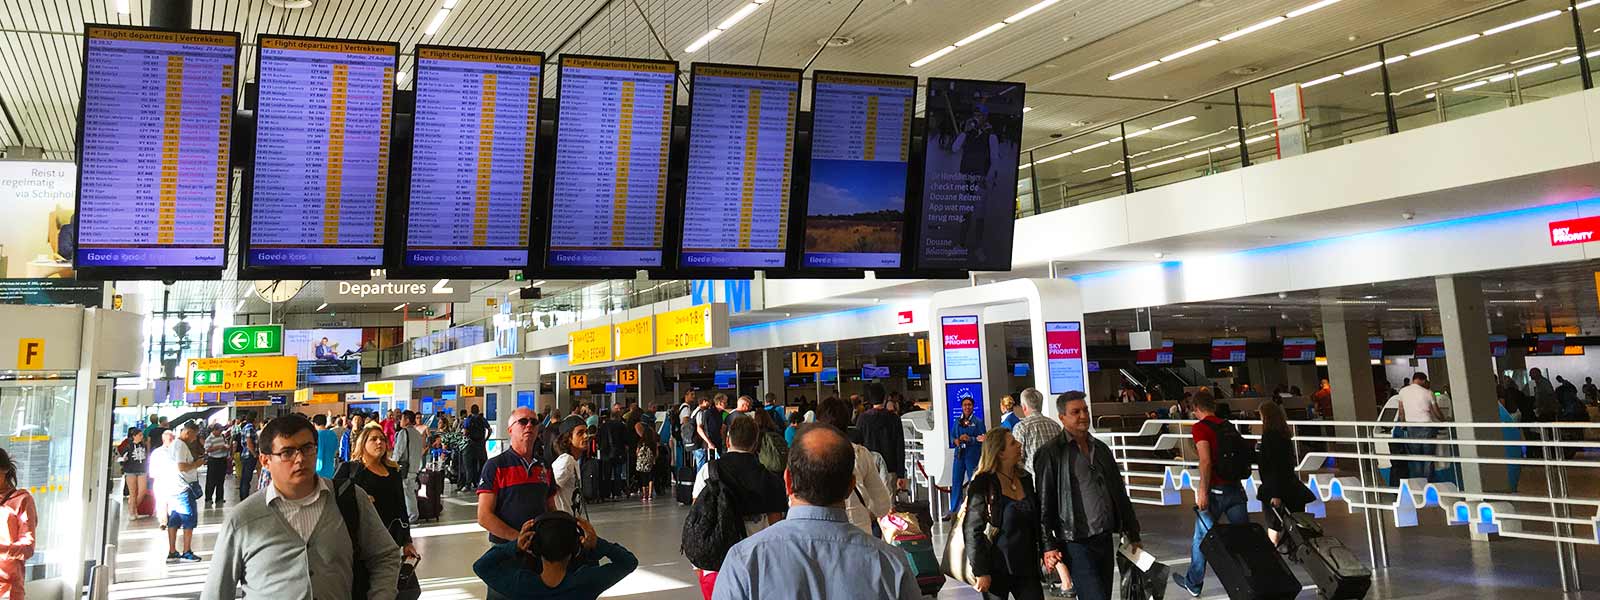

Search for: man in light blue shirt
xmin=712 ymin=424 xmax=919 ymax=600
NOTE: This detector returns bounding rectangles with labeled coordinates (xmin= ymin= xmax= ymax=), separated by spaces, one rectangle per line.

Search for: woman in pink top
xmin=0 ymin=448 xmax=36 ymax=599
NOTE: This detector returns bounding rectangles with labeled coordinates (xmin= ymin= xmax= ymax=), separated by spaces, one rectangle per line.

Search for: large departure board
xmin=405 ymin=46 xmax=543 ymax=270
xmin=75 ymin=25 xmax=239 ymax=272
xmin=678 ymin=64 xmax=801 ymax=270
xmin=546 ymin=55 xmax=677 ymax=270
xmin=918 ymin=78 xmax=1025 ymax=272
xmin=246 ymin=35 xmax=397 ymax=269
xmin=801 ymin=71 xmax=916 ymax=270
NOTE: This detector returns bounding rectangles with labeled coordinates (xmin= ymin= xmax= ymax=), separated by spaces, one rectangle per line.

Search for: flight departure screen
xmin=801 ymin=71 xmax=915 ymax=269
xmin=678 ymin=64 xmax=801 ymax=269
xmin=918 ymin=78 xmax=1025 ymax=272
xmin=546 ymin=56 xmax=677 ymax=269
xmin=247 ymin=36 xmax=396 ymax=268
xmin=405 ymin=47 xmax=542 ymax=269
xmin=75 ymin=26 xmax=238 ymax=269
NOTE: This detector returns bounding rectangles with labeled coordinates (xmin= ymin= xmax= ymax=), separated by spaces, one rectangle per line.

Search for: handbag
xmin=396 ymin=556 xmax=421 ymax=600
xmin=939 ymin=486 xmax=998 ymax=586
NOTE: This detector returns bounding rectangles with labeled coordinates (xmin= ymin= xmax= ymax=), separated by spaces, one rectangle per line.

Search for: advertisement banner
xmin=1044 ymin=321 xmax=1085 ymax=394
xmin=946 ymin=381 xmax=985 ymax=449
xmin=941 ymin=315 xmax=982 ymax=381
xmin=285 ymin=328 xmax=362 ymax=383
xmin=0 ymin=161 xmax=75 ymax=278
xmin=918 ymin=78 xmax=1025 ymax=271
xmin=0 ymin=279 xmax=102 ymax=307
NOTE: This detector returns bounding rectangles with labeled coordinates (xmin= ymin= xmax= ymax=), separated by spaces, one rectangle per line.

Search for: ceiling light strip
xmin=1105 ymin=0 xmax=1344 ymax=81
xmin=1482 ymin=10 xmax=1561 ymax=36
xmin=423 ymin=2 xmax=458 ymax=36
xmin=910 ymin=0 xmax=1059 ymax=67
xmin=684 ymin=0 xmax=774 ymax=54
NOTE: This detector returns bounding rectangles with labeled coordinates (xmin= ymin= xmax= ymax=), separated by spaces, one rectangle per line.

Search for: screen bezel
xmin=72 ymin=24 xmax=243 ymax=281
xmin=393 ymin=44 xmax=545 ymax=279
xmin=541 ymin=53 xmax=681 ymax=278
xmin=240 ymin=33 xmax=400 ymax=281
xmin=788 ymin=69 xmax=919 ymax=279
xmin=668 ymin=61 xmax=804 ymax=278
xmin=911 ymin=76 xmax=1026 ymax=276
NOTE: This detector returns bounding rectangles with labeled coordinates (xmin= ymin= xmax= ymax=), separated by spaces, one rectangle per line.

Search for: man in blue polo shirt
xmin=477 ymin=406 xmax=555 ymax=600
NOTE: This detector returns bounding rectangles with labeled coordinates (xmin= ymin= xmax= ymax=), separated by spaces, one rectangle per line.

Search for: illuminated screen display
xmin=1135 ymin=339 xmax=1174 ymax=365
xmin=405 ymin=46 xmax=542 ymax=268
xmin=546 ymin=55 xmax=677 ymax=269
xmin=801 ymin=71 xmax=915 ymax=269
xmin=1282 ymin=337 xmax=1318 ymax=362
xmin=1211 ymin=338 xmax=1247 ymax=363
xmin=678 ymin=64 xmax=801 ymax=269
xmin=1044 ymin=321 xmax=1085 ymax=394
xmin=1415 ymin=336 xmax=1445 ymax=359
xmin=941 ymin=315 xmax=981 ymax=380
xmin=247 ymin=36 xmax=397 ymax=268
xmin=917 ymin=77 xmax=1025 ymax=271
xmin=75 ymin=26 xmax=239 ymax=270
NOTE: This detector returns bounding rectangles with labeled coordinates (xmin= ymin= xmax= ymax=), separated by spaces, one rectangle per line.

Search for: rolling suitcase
xmin=580 ymin=457 xmax=605 ymax=503
xmin=675 ymin=461 xmax=695 ymax=505
xmin=416 ymin=470 xmax=444 ymax=521
xmin=1195 ymin=507 xmax=1301 ymax=600
xmin=1278 ymin=508 xmax=1371 ymax=600
xmin=888 ymin=533 xmax=944 ymax=596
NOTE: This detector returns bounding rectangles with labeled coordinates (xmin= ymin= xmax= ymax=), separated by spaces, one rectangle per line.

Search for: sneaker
xmin=165 ymin=552 xmax=180 ymax=563
xmin=180 ymin=551 xmax=201 ymax=562
xmin=1172 ymin=574 xmax=1200 ymax=598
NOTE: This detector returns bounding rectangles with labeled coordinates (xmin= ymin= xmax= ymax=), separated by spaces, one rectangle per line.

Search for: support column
xmin=555 ymin=373 xmax=571 ymax=414
xmin=637 ymin=363 xmax=661 ymax=409
xmin=1436 ymin=275 xmax=1511 ymax=493
xmin=1321 ymin=300 xmax=1378 ymax=436
xmin=1286 ymin=363 xmax=1320 ymax=396
xmin=760 ymin=349 xmax=785 ymax=405
xmin=982 ymin=322 xmax=1009 ymax=428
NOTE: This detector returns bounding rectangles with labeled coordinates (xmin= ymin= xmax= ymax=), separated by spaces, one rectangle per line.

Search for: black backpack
xmin=333 ymin=476 xmax=372 ymax=599
xmin=682 ymin=408 xmax=701 ymax=448
xmin=680 ymin=461 xmax=746 ymax=571
xmin=1205 ymin=419 xmax=1256 ymax=483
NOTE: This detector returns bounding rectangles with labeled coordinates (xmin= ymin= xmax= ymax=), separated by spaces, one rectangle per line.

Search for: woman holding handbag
xmin=1257 ymin=402 xmax=1315 ymax=546
xmin=961 ymin=428 xmax=1044 ymax=600
xmin=336 ymin=425 xmax=420 ymax=562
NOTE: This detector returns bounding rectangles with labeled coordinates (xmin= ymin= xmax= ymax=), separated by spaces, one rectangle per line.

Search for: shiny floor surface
xmin=108 ymin=475 xmax=1600 ymax=599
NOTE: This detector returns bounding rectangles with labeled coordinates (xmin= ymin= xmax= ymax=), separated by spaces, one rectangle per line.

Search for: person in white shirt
xmin=203 ymin=425 xmax=232 ymax=507
xmin=1396 ymin=372 xmax=1443 ymax=480
xmin=551 ymin=418 xmax=589 ymax=515
xmin=155 ymin=426 xmax=204 ymax=562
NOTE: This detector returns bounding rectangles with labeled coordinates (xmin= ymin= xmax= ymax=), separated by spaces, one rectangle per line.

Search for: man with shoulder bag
xmin=392 ymin=411 xmax=425 ymax=523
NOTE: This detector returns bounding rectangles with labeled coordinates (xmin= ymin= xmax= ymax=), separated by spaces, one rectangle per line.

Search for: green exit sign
xmin=190 ymin=369 xmax=224 ymax=386
xmin=221 ymin=325 xmax=283 ymax=356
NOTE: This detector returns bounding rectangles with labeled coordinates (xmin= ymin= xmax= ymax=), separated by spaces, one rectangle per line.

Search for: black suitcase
xmin=675 ymin=461 xmax=695 ymax=505
xmin=1279 ymin=509 xmax=1371 ymax=600
xmin=581 ymin=457 xmax=604 ymax=503
xmin=416 ymin=470 xmax=444 ymax=521
xmin=1196 ymin=508 xmax=1301 ymax=599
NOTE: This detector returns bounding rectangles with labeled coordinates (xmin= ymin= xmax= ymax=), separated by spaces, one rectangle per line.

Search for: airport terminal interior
xmin=16 ymin=0 xmax=1600 ymax=598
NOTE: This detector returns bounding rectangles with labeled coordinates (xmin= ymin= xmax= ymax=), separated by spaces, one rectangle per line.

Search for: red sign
xmin=1211 ymin=338 xmax=1247 ymax=363
xmin=941 ymin=316 xmax=979 ymax=350
xmin=1489 ymin=335 xmax=1507 ymax=357
xmin=1135 ymin=339 xmax=1174 ymax=365
xmin=1549 ymin=215 xmax=1600 ymax=246
xmin=1282 ymin=337 xmax=1317 ymax=362
xmin=1368 ymin=336 xmax=1384 ymax=360
xmin=1533 ymin=333 xmax=1567 ymax=355
xmin=1414 ymin=336 xmax=1445 ymax=359
xmin=1046 ymin=324 xmax=1082 ymax=361
xmin=940 ymin=315 xmax=982 ymax=380
xmin=897 ymin=310 xmax=915 ymax=325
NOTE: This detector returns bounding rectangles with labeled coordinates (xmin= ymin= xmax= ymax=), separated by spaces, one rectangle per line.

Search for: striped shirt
xmin=265 ymin=478 xmax=331 ymax=543
xmin=1012 ymin=414 xmax=1063 ymax=477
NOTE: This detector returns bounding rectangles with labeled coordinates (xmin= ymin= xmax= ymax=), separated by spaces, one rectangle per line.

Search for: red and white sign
xmin=1044 ymin=322 xmax=1085 ymax=394
xmin=1135 ymin=339 xmax=1174 ymax=365
xmin=1549 ymin=215 xmax=1600 ymax=246
xmin=897 ymin=310 xmax=915 ymax=325
xmin=940 ymin=315 xmax=982 ymax=380
xmin=1282 ymin=337 xmax=1318 ymax=362
xmin=1211 ymin=338 xmax=1247 ymax=363
xmin=1414 ymin=336 xmax=1445 ymax=359
xmin=1533 ymin=333 xmax=1568 ymax=355
xmin=1489 ymin=334 xmax=1508 ymax=357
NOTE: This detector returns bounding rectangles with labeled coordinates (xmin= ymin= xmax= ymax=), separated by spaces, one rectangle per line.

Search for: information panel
xmin=1369 ymin=336 xmax=1385 ymax=359
xmin=1414 ymin=336 xmax=1445 ymax=359
xmin=945 ymin=381 xmax=985 ymax=449
xmin=918 ymin=78 xmax=1025 ymax=272
xmin=1135 ymin=339 xmax=1173 ymax=365
xmin=247 ymin=36 xmax=396 ymax=268
xmin=406 ymin=47 xmax=542 ymax=269
xmin=547 ymin=56 xmax=677 ymax=269
xmin=1489 ymin=334 xmax=1508 ymax=357
xmin=1211 ymin=338 xmax=1247 ymax=363
xmin=802 ymin=71 xmax=916 ymax=269
xmin=941 ymin=315 xmax=981 ymax=381
xmin=1044 ymin=321 xmax=1084 ymax=394
xmin=679 ymin=64 xmax=801 ymax=269
xmin=76 ymin=26 xmax=239 ymax=270
xmin=1282 ymin=337 xmax=1318 ymax=362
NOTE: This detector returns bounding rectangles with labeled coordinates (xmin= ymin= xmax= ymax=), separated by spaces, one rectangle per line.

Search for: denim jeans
xmin=237 ymin=456 xmax=257 ymax=500
xmin=693 ymin=448 xmax=711 ymax=472
xmin=1062 ymin=532 xmax=1115 ymax=600
xmin=1182 ymin=485 xmax=1250 ymax=590
xmin=1403 ymin=426 xmax=1437 ymax=481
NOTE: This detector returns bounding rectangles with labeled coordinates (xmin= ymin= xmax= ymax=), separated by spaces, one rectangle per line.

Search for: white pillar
xmin=1321 ymin=300 xmax=1378 ymax=436
xmin=760 ymin=349 xmax=785 ymax=404
xmin=1436 ymin=275 xmax=1510 ymax=493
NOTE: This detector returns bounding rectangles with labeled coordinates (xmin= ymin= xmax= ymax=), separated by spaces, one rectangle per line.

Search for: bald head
xmin=508 ymin=406 xmax=539 ymax=456
xmin=786 ymin=424 xmax=856 ymax=507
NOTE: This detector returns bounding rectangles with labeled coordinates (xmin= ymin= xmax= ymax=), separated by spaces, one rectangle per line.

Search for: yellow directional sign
xmin=656 ymin=304 xmax=729 ymax=355
xmin=185 ymin=356 xmax=297 ymax=393
xmin=614 ymin=316 xmax=654 ymax=361
xmin=618 ymin=368 xmax=639 ymax=385
xmin=569 ymin=373 xmax=588 ymax=388
xmin=569 ymin=324 xmax=613 ymax=366
xmin=794 ymin=351 xmax=823 ymax=374
xmin=471 ymin=362 xmax=514 ymax=385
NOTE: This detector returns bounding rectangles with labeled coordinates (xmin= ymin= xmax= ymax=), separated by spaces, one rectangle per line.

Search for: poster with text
xmin=1045 ymin=321 xmax=1085 ymax=394
xmin=946 ymin=381 xmax=985 ymax=449
xmin=0 ymin=161 xmax=75 ymax=278
xmin=918 ymin=78 xmax=1024 ymax=271
xmin=286 ymin=328 xmax=363 ymax=383
xmin=941 ymin=315 xmax=982 ymax=380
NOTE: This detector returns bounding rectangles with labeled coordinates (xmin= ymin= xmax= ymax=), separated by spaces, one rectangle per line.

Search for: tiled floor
xmin=107 ymin=473 xmax=1600 ymax=599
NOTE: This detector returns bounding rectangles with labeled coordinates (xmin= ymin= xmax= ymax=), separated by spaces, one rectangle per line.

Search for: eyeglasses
xmin=264 ymin=442 xmax=317 ymax=462
xmin=512 ymin=417 xmax=536 ymax=427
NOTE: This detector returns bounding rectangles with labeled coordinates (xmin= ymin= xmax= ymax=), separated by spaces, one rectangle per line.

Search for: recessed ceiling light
xmin=1069 ymin=120 xmax=1092 ymax=127
xmin=266 ymin=0 xmax=316 ymax=8
xmin=819 ymin=36 xmax=854 ymax=47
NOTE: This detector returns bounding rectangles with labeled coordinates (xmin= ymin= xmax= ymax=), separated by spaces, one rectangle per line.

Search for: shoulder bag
xmin=940 ymin=479 xmax=998 ymax=586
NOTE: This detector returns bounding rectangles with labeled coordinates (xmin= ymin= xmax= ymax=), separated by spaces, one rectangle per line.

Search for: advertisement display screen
xmin=1489 ymin=334 xmax=1508 ymax=357
xmin=285 ymin=328 xmax=363 ymax=383
xmin=247 ymin=36 xmax=396 ymax=269
xmin=1414 ymin=336 xmax=1445 ymax=359
xmin=1045 ymin=321 xmax=1085 ymax=394
xmin=940 ymin=315 xmax=982 ymax=381
xmin=1134 ymin=339 xmax=1174 ymax=365
xmin=76 ymin=26 xmax=238 ymax=272
xmin=1369 ymin=336 xmax=1385 ymax=360
xmin=917 ymin=78 xmax=1024 ymax=272
xmin=713 ymin=369 xmax=737 ymax=388
xmin=679 ymin=64 xmax=801 ymax=269
xmin=801 ymin=71 xmax=916 ymax=269
xmin=1210 ymin=338 xmax=1247 ymax=363
xmin=945 ymin=381 xmax=985 ymax=449
xmin=1282 ymin=337 xmax=1318 ymax=362
xmin=546 ymin=55 xmax=677 ymax=269
xmin=1532 ymin=333 xmax=1568 ymax=356
xmin=405 ymin=46 xmax=542 ymax=269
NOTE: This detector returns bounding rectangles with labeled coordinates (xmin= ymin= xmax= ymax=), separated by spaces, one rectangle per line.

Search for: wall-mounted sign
xmin=614 ymin=316 xmax=654 ymax=361
xmin=568 ymin=373 xmax=588 ymax=388
xmin=185 ymin=356 xmax=297 ymax=393
xmin=459 ymin=385 xmax=480 ymax=397
xmin=1044 ymin=321 xmax=1084 ymax=395
xmin=221 ymin=324 xmax=283 ymax=356
xmin=1549 ymin=215 xmax=1600 ymax=246
xmin=0 ymin=280 xmax=103 ymax=307
xmin=568 ymin=324 xmax=613 ymax=366
xmin=656 ymin=304 xmax=730 ymax=355
xmin=365 ymin=381 xmax=395 ymax=397
xmin=1369 ymin=336 xmax=1385 ymax=360
xmin=470 ymin=362 xmax=515 ymax=385
xmin=1282 ymin=337 xmax=1318 ymax=362
xmin=618 ymin=368 xmax=638 ymax=385
xmin=940 ymin=315 xmax=981 ymax=381
xmin=15 ymin=339 xmax=43 ymax=371
xmin=322 ymin=279 xmax=472 ymax=304
xmin=793 ymin=351 xmax=823 ymax=374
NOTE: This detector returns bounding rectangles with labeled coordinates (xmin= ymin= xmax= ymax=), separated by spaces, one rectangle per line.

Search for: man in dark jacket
xmin=598 ymin=406 xmax=636 ymax=498
xmin=1034 ymin=391 xmax=1141 ymax=600
xmin=854 ymin=382 xmax=906 ymax=490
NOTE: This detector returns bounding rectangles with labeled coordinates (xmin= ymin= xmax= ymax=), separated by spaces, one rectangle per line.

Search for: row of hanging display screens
xmin=72 ymin=25 xmax=1024 ymax=280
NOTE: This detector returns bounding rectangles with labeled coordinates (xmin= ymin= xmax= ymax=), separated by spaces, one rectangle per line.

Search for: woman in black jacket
xmin=1257 ymin=401 xmax=1315 ymax=546
xmin=964 ymin=427 xmax=1043 ymax=600
xmin=336 ymin=425 xmax=419 ymax=560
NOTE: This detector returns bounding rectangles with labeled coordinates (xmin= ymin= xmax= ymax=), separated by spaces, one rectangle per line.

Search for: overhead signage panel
xmin=655 ymin=303 xmax=730 ymax=354
xmin=0 ymin=279 xmax=104 ymax=307
xmin=221 ymin=324 xmax=283 ymax=356
xmin=801 ymin=71 xmax=917 ymax=270
xmin=917 ymin=77 xmax=1025 ymax=272
xmin=470 ymin=361 xmax=514 ymax=385
xmin=568 ymin=324 xmax=614 ymax=366
xmin=322 ymin=279 xmax=471 ymax=303
xmin=185 ymin=356 xmax=298 ymax=393
xmin=614 ymin=315 xmax=654 ymax=361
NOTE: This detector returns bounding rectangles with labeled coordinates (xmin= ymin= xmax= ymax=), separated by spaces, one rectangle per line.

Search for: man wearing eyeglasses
xmin=476 ymin=407 xmax=556 ymax=600
xmin=203 ymin=414 xmax=400 ymax=600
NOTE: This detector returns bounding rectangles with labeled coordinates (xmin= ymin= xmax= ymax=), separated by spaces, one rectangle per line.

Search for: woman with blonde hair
xmin=963 ymin=427 xmax=1043 ymax=600
xmin=335 ymin=425 xmax=419 ymax=560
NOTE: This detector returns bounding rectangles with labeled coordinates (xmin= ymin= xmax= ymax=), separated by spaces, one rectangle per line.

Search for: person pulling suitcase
xmin=1174 ymin=390 xmax=1256 ymax=597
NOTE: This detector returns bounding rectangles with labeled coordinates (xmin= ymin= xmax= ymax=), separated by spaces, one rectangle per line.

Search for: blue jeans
xmin=1402 ymin=426 xmax=1437 ymax=481
xmin=1183 ymin=485 xmax=1249 ymax=590
xmin=949 ymin=451 xmax=980 ymax=513
xmin=693 ymin=448 xmax=711 ymax=472
xmin=1063 ymin=532 xmax=1115 ymax=600
xmin=237 ymin=456 xmax=257 ymax=499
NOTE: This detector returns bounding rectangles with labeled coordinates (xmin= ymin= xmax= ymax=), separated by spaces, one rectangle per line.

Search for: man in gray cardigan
xmin=203 ymin=414 xmax=401 ymax=600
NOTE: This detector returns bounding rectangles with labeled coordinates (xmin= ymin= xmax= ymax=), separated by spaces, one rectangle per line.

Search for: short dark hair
xmin=727 ymin=414 xmax=760 ymax=450
xmin=1412 ymin=372 xmax=1428 ymax=383
xmin=787 ymin=424 xmax=855 ymax=506
xmin=788 ymin=412 xmax=804 ymax=426
xmin=311 ymin=414 xmax=328 ymax=427
xmin=402 ymin=410 xmax=417 ymax=424
xmin=260 ymin=414 xmax=317 ymax=454
xmin=471 ymin=404 xmax=482 ymax=414
xmin=1055 ymin=390 xmax=1087 ymax=415
xmin=1193 ymin=388 xmax=1217 ymax=413
xmin=528 ymin=512 xmax=583 ymax=562
xmin=814 ymin=396 xmax=852 ymax=430
xmin=864 ymin=382 xmax=887 ymax=406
